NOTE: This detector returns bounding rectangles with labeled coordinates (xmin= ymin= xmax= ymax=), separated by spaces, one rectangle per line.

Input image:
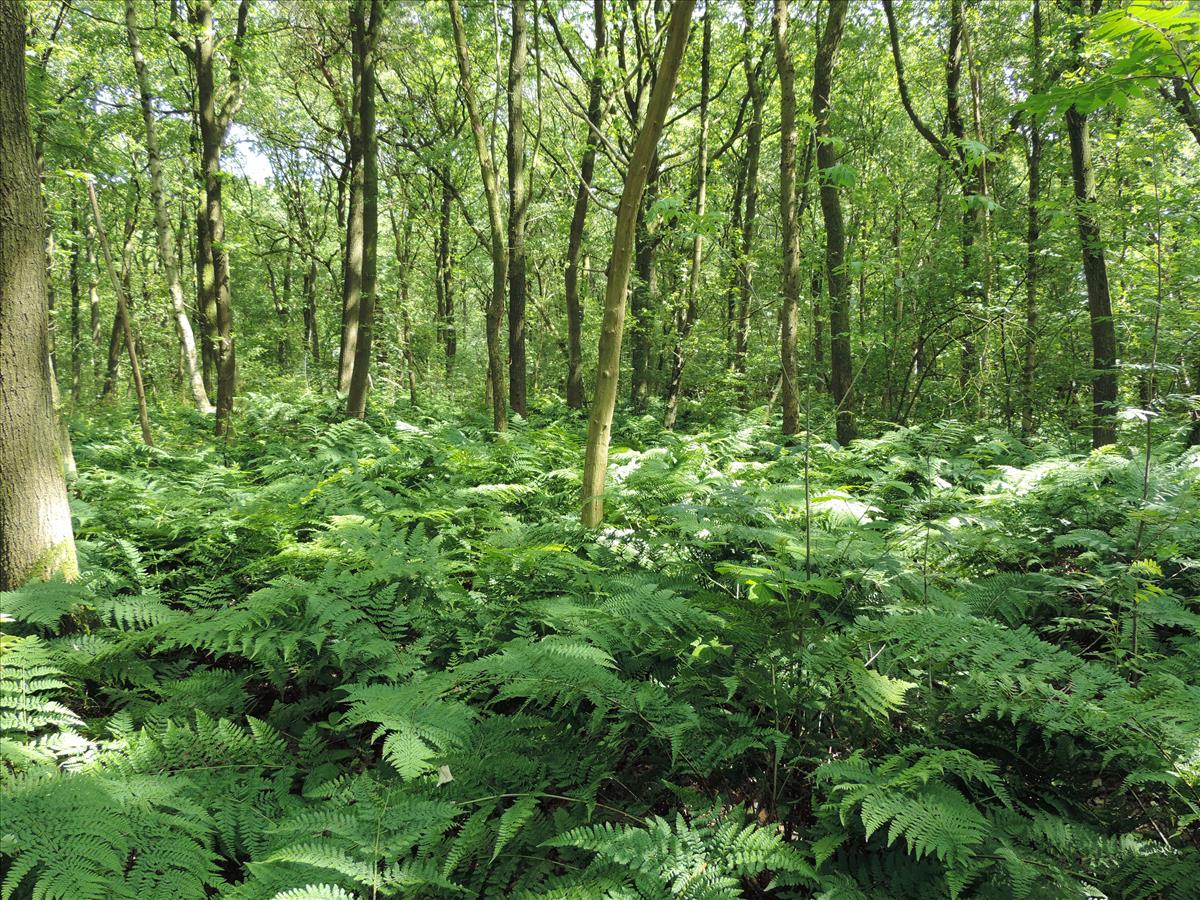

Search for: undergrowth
xmin=2 ymin=395 xmax=1199 ymax=898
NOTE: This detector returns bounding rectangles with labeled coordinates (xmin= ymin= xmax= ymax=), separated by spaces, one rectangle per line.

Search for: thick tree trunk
xmin=814 ymin=0 xmax=854 ymax=444
xmin=507 ymin=0 xmax=528 ymax=414
xmin=194 ymin=185 xmax=217 ymax=391
xmin=581 ymin=0 xmax=694 ymax=526
xmin=1067 ymin=0 xmax=1118 ymax=448
xmin=774 ymin=0 xmax=801 ymax=435
xmin=664 ymin=8 xmax=710 ymax=431
xmin=563 ymin=0 xmax=606 ymax=409
xmin=126 ymin=0 xmax=212 ymax=414
xmin=450 ymin=0 xmax=508 ymax=430
xmin=0 ymin=0 xmax=78 ymax=588
xmin=88 ymin=181 xmax=152 ymax=446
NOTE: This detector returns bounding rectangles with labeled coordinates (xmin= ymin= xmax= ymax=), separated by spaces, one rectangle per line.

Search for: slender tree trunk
xmin=437 ymin=174 xmax=456 ymax=371
xmin=450 ymin=0 xmax=508 ymax=430
xmin=1066 ymin=0 xmax=1118 ymax=448
xmin=125 ymin=0 xmax=212 ymax=414
xmin=192 ymin=0 xmax=241 ymax=436
xmin=507 ymin=0 xmax=528 ymax=414
xmin=774 ymin=0 xmax=801 ymax=435
xmin=194 ymin=180 xmax=217 ymax=391
xmin=69 ymin=201 xmax=82 ymax=402
xmin=629 ymin=160 xmax=659 ymax=409
xmin=1021 ymin=0 xmax=1043 ymax=436
xmin=303 ymin=255 xmax=319 ymax=363
xmin=664 ymin=8 xmax=710 ymax=430
xmin=339 ymin=20 xmax=365 ymax=396
xmin=581 ymin=0 xmax=694 ymax=526
xmin=87 ymin=181 xmax=152 ymax=445
xmin=0 ymin=0 xmax=78 ymax=588
xmin=734 ymin=39 xmax=764 ymax=394
xmin=347 ymin=0 xmax=382 ymax=419
xmin=814 ymin=0 xmax=854 ymax=444
xmin=85 ymin=213 xmax=101 ymax=381
xmin=563 ymin=0 xmax=606 ymax=409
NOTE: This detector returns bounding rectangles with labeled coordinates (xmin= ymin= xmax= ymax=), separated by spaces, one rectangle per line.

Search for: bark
xmin=774 ymin=0 xmax=801 ymax=435
xmin=563 ymin=0 xmax=607 ymax=409
xmin=125 ymin=0 xmax=212 ymax=414
xmin=194 ymin=177 xmax=217 ymax=391
xmin=347 ymin=0 xmax=382 ymax=419
xmin=1067 ymin=0 xmax=1118 ymax=448
xmin=339 ymin=15 xmax=365 ymax=396
xmin=69 ymin=202 xmax=82 ymax=402
xmin=450 ymin=0 xmax=508 ymax=430
xmin=629 ymin=160 xmax=659 ymax=408
xmin=1160 ymin=77 xmax=1200 ymax=146
xmin=102 ymin=192 xmax=138 ymax=400
xmin=88 ymin=181 xmax=153 ymax=446
xmin=303 ymin=256 xmax=320 ymax=363
xmin=581 ymin=0 xmax=694 ymax=526
xmin=0 ymin=0 xmax=78 ymax=588
xmin=86 ymin=213 xmax=101 ymax=380
xmin=733 ymin=26 xmax=765 ymax=392
xmin=664 ymin=6 xmax=710 ymax=430
xmin=814 ymin=0 xmax=854 ymax=444
xmin=440 ymin=177 xmax=457 ymax=369
xmin=507 ymin=0 xmax=529 ymax=414
xmin=190 ymin=0 xmax=246 ymax=437
xmin=1021 ymin=0 xmax=1043 ymax=436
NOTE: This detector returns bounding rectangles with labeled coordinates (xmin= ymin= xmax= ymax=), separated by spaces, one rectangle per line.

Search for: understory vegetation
xmin=3 ymin=396 xmax=1199 ymax=898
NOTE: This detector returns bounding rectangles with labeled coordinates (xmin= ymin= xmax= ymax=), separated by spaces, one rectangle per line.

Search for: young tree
xmin=813 ymin=0 xmax=854 ymax=445
xmin=450 ymin=0 xmax=508 ymax=431
xmin=774 ymin=0 xmax=801 ymax=435
xmin=507 ymin=0 xmax=529 ymax=415
xmin=174 ymin=0 xmax=250 ymax=437
xmin=562 ymin=0 xmax=607 ymax=410
xmin=664 ymin=5 xmax=711 ymax=431
xmin=346 ymin=0 xmax=383 ymax=419
xmin=1066 ymin=0 xmax=1118 ymax=448
xmin=0 ymin=0 xmax=78 ymax=589
xmin=125 ymin=0 xmax=213 ymax=415
xmin=581 ymin=0 xmax=695 ymax=527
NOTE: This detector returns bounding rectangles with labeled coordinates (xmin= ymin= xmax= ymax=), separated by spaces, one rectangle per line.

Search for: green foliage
xmin=3 ymin=399 xmax=1199 ymax=897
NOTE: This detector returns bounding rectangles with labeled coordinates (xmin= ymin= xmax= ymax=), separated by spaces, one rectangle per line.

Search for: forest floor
xmin=3 ymin=394 xmax=1200 ymax=898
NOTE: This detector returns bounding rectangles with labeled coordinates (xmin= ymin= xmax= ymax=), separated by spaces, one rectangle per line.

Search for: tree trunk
xmin=629 ymin=161 xmax=659 ymax=409
xmin=774 ymin=0 xmax=801 ymax=435
xmin=814 ymin=0 xmax=854 ymax=444
xmin=69 ymin=201 xmax=82 ymax=402
xmin=88 ymin=181 xmax=153 ymax=446
xmin=1021 ymin=0 xmax=1043 ymax=436
xmin=733 ymin=33 xmax=764 ymax=394
xmin=563 ymin=0 xmax=607 ymax=409
xmin=192 ymin=0 xmax=241 ymax=437
xmin=664 ymin=7 xmax=710 ymax=430
xmin=581 ymin=0 xmax=694 ymax=526
xmin=1067 ymin=0 xmax=1118 ymax=448
xmin=507 ymin=0 xmax=528 ymax=414
xmin=450 ymin=0 xmax=508 ymax=430
xmin=437 ymin=173 xmax=456 ymax=371
xmin=125 ymin=0 xmax=212 ymax=414
xmin=0 ymin=0 xmax=78 ymax=588
xmin=339 ymin=19 xmax=365 ymax=396
xmin=347 ymin=0 xmax=382 ymax=419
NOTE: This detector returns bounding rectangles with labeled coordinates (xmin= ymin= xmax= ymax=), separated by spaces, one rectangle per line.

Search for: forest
xmin=1 ymin=0 xmax=1199 ymax=896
